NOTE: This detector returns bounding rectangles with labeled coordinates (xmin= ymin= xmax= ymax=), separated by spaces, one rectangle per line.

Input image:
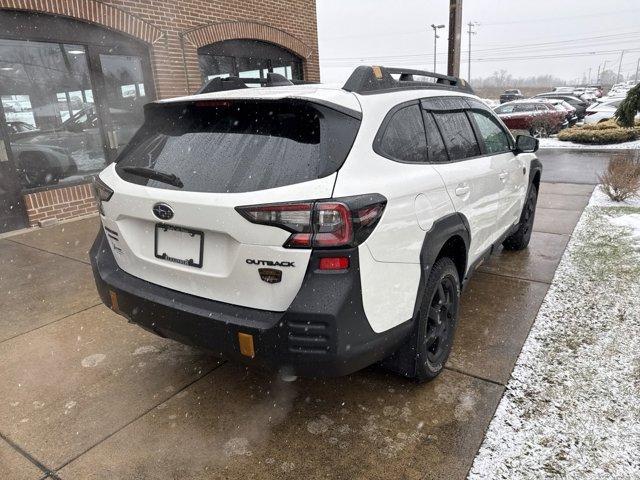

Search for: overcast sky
xmin=316 ymin=0 xmax=640 ymax=84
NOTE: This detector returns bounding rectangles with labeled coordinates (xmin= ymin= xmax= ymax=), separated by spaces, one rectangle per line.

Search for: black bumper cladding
xmin=90 ymin=230 xmax=412 ymax=377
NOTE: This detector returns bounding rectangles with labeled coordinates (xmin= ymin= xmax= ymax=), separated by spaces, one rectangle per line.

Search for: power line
xmin=321 ymin=30 xmax=640 ymax=62
xmin=478 ymin=8 xmax=640 ymax=26
xmin=474 ymin=48 xmax=640 ymax=63
xmin=320 ymin=11 xmax=640 ymax=41
xmin=321 ymin=47 xmax=640 ymax=68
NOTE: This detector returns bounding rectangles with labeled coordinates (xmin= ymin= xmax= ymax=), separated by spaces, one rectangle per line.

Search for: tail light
xmin=585 ymin=111 xmax=596 ymax=116
xmin=93 ymin=177 xmax=113 ymax=215
xmin=236 ymin=194 xmax=386 ymax=249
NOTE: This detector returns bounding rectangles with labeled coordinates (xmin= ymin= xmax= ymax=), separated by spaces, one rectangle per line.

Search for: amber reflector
xmin=238 ymin=332 xmax=255 ymax=358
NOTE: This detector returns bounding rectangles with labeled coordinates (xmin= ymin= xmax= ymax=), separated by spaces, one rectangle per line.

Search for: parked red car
xmin=494 ymin=99 xmax=567 ymax=137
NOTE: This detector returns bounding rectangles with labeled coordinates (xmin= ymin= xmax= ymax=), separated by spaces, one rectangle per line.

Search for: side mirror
xmin=514 ymin=134 xmax=539 ymax=153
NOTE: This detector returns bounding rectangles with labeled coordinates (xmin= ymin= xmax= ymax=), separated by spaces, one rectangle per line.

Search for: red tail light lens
xmin=312 ymin=202 xmax=353 ymax=247
xmin=236 ymin=202 xmax=311 ymax=232
xmin=236 ymin=194 xmax=386 ymax=249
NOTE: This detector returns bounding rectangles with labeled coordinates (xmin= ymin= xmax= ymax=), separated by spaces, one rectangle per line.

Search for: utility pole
xmin=602 ymin=60 xmax=608 ymax=83
xmin=587 ymin=67 xmax=592 ymax=84
xmin=617 ymin=50 xmax=625 ymax=83
xmin=430 ymin=24 xmax=445 ymax=73
xmin=635 ymin=57 xmax=639 ymax=83
xmin=467 ymin=21 xmax=479 ymax=81
xmin=596 ymin=63 xmax=601 ymax=84
xmin=447 ymin=0 xmax=463 ymax=77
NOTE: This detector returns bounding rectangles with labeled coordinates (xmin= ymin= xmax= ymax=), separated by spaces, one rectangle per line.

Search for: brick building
xmin=0 ymin=0 xmax=319 ymax=232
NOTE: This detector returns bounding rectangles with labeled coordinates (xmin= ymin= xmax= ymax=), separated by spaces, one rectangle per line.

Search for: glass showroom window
xmin=0 ymin=39 xmax=104 ymax=189
xmin=98 ymin=54 xmax=147 ymax=156
xmin=198 ymin=39 xmax=303 ymax=84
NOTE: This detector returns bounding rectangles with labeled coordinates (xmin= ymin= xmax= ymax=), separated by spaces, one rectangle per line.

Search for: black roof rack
xmin=197 ymin=73 xmax=311 ymax=94
xmin=342 ymin=65 xmax=474 ymax=95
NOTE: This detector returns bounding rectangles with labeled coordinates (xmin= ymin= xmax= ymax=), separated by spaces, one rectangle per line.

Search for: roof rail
xmin=342 ymin=66 xmax=475 ymax=95
xmin=197 ymin=72 xmax=301 ymax=94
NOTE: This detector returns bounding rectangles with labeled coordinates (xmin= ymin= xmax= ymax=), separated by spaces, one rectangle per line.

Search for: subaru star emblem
xmin=152 ymin=203 xmax=174 ymax=220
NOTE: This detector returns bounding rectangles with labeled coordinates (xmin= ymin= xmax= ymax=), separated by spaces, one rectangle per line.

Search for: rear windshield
xmin=115 ymin=99 xmax=360 ymax=193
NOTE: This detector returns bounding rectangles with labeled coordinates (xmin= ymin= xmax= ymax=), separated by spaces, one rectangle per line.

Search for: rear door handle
xmin=499 ymin=171 xmax=508 ymax=181
xmin=455 ymin=184 xmax=470 ymax=197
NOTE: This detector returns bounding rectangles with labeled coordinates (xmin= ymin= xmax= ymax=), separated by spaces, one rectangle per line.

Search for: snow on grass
xmin=610 ymin=214 xmax=640 ymax=239
xmin=539 ymin=136 xmax=640 ymax=150
xmin=589 ymin=186 xmax=640 ymax=208
xmin=468 ymin=188 xmax=640 ymax=479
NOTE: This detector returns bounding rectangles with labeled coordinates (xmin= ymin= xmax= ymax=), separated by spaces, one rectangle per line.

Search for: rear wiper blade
xmin=119 ymin=166 xmax=184 ymax=188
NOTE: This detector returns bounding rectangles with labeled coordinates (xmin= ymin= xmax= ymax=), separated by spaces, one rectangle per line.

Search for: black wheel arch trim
xmin=380 ymin=213 xmax=469 ymax=379
xmin=529 ymin=158 xmax=542 ymax=188
xmin=413 ymin=213 xmax=470 ymax=319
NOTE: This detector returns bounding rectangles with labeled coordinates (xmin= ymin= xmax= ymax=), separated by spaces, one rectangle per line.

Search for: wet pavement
xmin=537 ymin=148 xmax=638 ymax=185
xmin=0 ymin=181 xmax=594 ymax=480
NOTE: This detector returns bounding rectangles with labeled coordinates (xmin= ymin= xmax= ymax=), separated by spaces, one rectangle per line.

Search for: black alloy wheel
xmin=424 ymin=276 xmax=457 ymax=366
xmin=414 ymin=257 xmax=460 ymax=382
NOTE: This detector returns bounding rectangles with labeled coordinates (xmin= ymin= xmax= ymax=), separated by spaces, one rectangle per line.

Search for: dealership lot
xmin=0 ymin=181 xmax=593 ymax=480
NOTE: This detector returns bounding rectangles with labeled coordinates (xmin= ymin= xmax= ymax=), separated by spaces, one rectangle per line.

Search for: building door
xmin=0 ymin=107 xmax=26 ymax=232
xmin=89 ymin=47 xmax=155 ymax=162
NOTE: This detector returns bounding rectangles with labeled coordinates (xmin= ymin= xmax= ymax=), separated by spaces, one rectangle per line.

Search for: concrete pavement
xmin=0 ymin=182 xmax=593 ymax=480
xmin=537 ymin=148 xmax=638 ymax=185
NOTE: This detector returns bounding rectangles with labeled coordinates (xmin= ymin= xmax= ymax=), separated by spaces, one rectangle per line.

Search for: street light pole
xmin=467 ymin=21 xmax=479 ymax=81
xmin=430 ymin=24 xmax=445 ymax=73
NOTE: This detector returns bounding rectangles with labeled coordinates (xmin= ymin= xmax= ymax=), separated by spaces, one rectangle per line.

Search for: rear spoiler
xmin=145 ymin=94 xmax=362 ymax=121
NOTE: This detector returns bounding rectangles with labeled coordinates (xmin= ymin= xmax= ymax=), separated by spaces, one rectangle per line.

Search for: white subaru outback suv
xmin=91 ymin=66 xmax=541 ymax=382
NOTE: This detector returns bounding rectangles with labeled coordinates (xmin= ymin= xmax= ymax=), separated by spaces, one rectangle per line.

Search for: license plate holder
xmin=154 ymin=224 xmax=204 ymax=268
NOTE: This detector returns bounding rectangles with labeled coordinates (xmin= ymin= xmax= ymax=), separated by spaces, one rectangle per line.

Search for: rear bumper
xmin=90 ymin=229 xmax=412 ymax=377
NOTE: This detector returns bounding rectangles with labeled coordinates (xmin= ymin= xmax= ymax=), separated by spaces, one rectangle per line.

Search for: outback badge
xmin=258 ymin=268 xmax=282 ymax=284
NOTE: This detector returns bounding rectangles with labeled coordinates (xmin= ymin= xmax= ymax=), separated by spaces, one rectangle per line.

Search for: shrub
xmin=580 ymin=119 xmax=620 ymax=131
xmin=529 ymin=116 xmax=556 ymax=137
xmin=558 ymin=126 xmax=637 ymax=144
xmin=598 ymin=155 xmax=640 ymax=201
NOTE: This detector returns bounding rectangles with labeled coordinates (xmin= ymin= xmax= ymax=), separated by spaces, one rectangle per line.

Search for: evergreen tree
xmin=615 ymin=83 xmax=640 ymax=127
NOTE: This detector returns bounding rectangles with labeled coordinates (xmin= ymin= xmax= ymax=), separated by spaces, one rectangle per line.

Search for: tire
xmin=19 ymin=152 xmax=50 ymax=188
xmin=503 ymin=184 xmax=538 ymax=251
xmin=412 ymin=257 xmax=461 ymax=382
xmin=529 ymin=126 xmax=548 ymax=138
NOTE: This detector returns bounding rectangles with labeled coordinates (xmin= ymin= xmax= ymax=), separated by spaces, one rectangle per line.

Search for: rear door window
xmin=514 ymin=104 xmax=535 ymax=112
xmin=432 ymin=110 xmax=480 ymax=161
xmin=376 ymin=104 xmax=428 ymax=163
xmin=115 ymin=100 xmax=360 ymax=193
xmin=422 ymin=111 xmax=448 ymax=162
